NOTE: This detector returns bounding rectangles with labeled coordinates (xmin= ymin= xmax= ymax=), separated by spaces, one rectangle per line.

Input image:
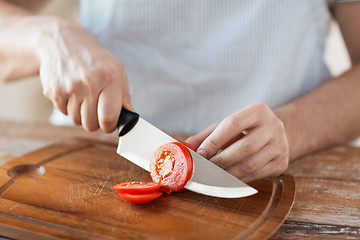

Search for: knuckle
xmin=83 ymin=74 xmax=96 ymax=89
xmin=273 ymin=118 xmax=285 ymax=132
xmin=67 ymin=80 xmax=84 ymax=95
xmin=212 ymin=154 xmax=227 ymax=169
xmin=253 ymin=102 xmax=269 ymax=112
xmin=100 ymin=113 xmax=117 ymax=131
xmin=224 ymin=115 xmax=240 ymax=130
xmin=240 ymin=138 xmax=256 ymax=155
xmin=242 ymin=160 xmax=257 ymax=174
xmin=99 ymin=66 xmax=116 ymax=86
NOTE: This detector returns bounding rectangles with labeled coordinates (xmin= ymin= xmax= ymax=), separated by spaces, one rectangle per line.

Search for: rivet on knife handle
xmin=117 ymin=108 xmax=140 ymax=137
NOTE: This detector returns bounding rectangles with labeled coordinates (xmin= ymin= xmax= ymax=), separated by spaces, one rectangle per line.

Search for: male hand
xmin=36 ymin=17 xmax=132 ymax=132
xmin=186 ymin=103 xmax=289 ymax=183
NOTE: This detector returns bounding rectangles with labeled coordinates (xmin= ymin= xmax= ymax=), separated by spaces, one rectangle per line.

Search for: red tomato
xmin=150 ymin=142 xmax=193 ymax=194
xmin=178 ymin=140 xmax=197 ymax=151
xmin=113 ymin=181 xmax=161 ymax=194
xmin=118 ymin=191 xmax=163 ymax=204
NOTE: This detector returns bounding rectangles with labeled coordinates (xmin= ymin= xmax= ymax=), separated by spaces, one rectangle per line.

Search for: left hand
xmin=185 ymin=103 xmax=289 ymax=183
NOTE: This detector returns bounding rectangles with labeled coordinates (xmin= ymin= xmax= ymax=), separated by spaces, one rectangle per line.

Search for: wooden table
xmin=0 ymin=120 xmax=359 ymax=239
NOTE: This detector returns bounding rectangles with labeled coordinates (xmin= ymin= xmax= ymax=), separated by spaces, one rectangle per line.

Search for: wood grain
xmin=2 ymin=120 xmax=360 ymax=239
xmin=273 ymin=221 xmax=360 ymax=240
xmin=271 ymin=145 xmax=360 ymax=239
xmin=0 ymin=138 xmax=295 ymax=240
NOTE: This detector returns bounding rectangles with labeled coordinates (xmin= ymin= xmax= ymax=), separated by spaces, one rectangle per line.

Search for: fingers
xmin=239 ymin=155 xmax=289 ymax=183
xmin=185 ymin=122 xmax=220 ymax=151
xmin=196 ymin=103 xmax=264 ymax=159
xmin=41 ymin=79 xmax=69 ymax=116
xmin=41 ymin=61 xmax=131 ymax=133
xmin=51 ymin=93 xmax=69 ymax=116
xmin=97 ymin=87 xmax=121 ymax=133
xmin=80 ymin=91 xmax=100 ymax=131
xmin=225 ymin=141 xmax=286 ymax=179
xmin=38 ymin=25 xmax=132 ymax=133
xmin=67 ymin=94 xmax=82 ymax=125
xmin=193 ymin=103 xmax=289 ymax=182
xmin=40 ymin=58 xmax=69 ymax=116
xmin=66 ymin=80 xmax=87 ymax=126
xmin=97 ymin=62 xmax=133 ymax=133
xmin=209 ymin=127 xmax=269 ymax=169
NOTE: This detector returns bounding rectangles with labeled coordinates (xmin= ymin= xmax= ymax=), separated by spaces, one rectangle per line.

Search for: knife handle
xmin=117 ymin=108 xmax=140 ymax=137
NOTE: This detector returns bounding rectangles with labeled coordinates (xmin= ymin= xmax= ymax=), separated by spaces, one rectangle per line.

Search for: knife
xmin=116 ymin=108 xmax=258 ymax=198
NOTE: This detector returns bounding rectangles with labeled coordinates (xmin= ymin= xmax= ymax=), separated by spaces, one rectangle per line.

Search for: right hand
xmin=36 ymin=17 xmax=132 ymax=133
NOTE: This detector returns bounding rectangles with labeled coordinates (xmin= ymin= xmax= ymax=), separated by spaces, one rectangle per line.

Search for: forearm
xmin=275 ymin=64 xmax=360 ymax=160
xmin=0 ymin=0 xmax=53 ymax=82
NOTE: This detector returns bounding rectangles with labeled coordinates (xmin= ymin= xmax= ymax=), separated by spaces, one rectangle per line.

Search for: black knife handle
xmin=117 ymin=107 xmax=140 ymax=137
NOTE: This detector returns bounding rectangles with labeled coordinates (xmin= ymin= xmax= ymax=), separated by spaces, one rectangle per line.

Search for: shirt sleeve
xmin=329 ymin=0 xmax=360 ymax=3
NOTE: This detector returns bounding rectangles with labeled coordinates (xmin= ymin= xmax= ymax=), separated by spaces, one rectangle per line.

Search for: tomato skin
xmin=113 ymin=181 xmax=161 ymax=194
xmin=178 ymin=140 xmax=197 ymax=151
xmin=118 ymin=191 xmax=163 ymax=204
xmin=150 ymin=142 xmax=193 ymax=194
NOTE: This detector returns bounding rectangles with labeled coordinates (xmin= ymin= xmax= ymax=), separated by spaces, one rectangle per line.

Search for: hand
xmin=36 ymin=17 xmax=132 ymax=132
xmin=185 ymin=103 xmax=289 ymax=183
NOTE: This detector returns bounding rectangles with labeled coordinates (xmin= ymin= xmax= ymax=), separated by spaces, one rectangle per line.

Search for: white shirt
xmin=52 ymin=0 xmax=352 ymax=133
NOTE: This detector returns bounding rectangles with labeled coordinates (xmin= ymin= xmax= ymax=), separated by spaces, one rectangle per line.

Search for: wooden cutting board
xmin=0 ymin=138 xmax=295 ymax=240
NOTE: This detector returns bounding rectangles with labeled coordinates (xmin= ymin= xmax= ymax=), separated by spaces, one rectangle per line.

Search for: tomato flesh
xmin=118 ymin=191 xmax=163 ymax=204
xmin=150 ymin=142 xmax=193 ymax=194
xmin=113 ymin=181 xmax=161 ymax=194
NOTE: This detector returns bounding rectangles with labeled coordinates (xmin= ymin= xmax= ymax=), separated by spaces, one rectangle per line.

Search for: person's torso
xmin=80 ymin=0 xmax=331 ymax=133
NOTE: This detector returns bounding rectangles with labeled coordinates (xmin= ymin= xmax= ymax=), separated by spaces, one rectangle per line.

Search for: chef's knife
xmin=116 ymin=108 xmax=257 ymax=198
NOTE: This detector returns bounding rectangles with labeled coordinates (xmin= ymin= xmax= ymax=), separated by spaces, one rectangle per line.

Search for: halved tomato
xmin=113 ymin=181 xmax=161 ymax=194
xmin=118 ymin=191 xmax=163 ymax=204
xmin=150 ymin=142 xmax=193 ymax=194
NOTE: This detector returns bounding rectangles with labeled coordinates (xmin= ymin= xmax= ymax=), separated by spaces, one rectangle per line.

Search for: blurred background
xmin=0 ymin=0 xmax=351 ymax=123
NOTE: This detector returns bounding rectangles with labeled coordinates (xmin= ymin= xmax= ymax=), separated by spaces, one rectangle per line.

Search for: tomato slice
xmin=113 ymin=181 xmax=161 ymax=194
xmin=178 ymin=140 xmax=197 ymax=151
xmin=118 ymin=191 xmax=163 ymax=204
xmin=150 ymin=142 xmax=193 ymax=194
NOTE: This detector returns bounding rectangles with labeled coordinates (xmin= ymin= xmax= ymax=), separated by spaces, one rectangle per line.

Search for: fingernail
xmin=197 ymin=149 xmax=208 ymax=159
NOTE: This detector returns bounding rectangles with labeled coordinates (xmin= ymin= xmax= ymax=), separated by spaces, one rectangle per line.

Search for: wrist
xmin=274 ymin=103 xmax=303 ymax=160
xmin=5 ymin=15 xmax=77 ymax=80
xmin=22 ymin=15 xmax=68 ymax=61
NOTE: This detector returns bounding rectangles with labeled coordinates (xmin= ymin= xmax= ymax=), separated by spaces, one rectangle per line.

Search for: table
xmin=0 ymin=120 xmax=359 ymax=239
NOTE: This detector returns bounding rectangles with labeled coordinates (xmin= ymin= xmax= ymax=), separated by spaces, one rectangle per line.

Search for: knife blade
xmin=116 ymin=108 xmax=257 ymax=198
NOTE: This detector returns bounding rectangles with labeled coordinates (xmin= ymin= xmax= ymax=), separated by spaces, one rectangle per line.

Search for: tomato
xmin=113 ymin=181 xmax=161 ymax=194
xmin=178 ymin=140 xmax=197 ymax=151
xmin=113 ymin=181 xmax=163 ymax=204
xmin=150 ymin=142 xmax=193 ymax=194
xmin=118 ymin=191 xmax=163 ymax=204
